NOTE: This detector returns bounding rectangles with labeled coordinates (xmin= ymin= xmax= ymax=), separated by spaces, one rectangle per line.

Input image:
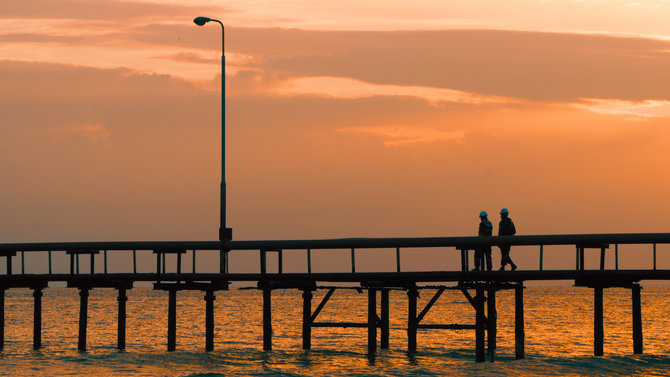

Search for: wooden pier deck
xmin=1 ymin=232 xmax=669 ymax=361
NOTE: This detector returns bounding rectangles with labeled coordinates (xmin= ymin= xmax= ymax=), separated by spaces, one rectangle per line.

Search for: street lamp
xmin=193 ymin=16 xmax=232 ymax=244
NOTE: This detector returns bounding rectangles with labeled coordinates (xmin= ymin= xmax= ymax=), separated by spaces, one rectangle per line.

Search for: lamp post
xmin=194 ymin=16 xmax=232 ymax=272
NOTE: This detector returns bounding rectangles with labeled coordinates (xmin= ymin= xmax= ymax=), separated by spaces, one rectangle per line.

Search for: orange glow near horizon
xmin=2 ymin=0 xmax=670 ymax=256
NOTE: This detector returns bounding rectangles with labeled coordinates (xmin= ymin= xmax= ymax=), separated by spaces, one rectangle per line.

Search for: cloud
xmin=278 ymin=76 xmax=518 ymax=105
xmin=338 ymin=125 xmax=466 ymax=147
xmin=58 ymin=124 xmax=112 ymax=141
xmin=0 ymin=0 xmax=216 ymax=20
xmin=225 ymin=28 xmax=670 ymax=102
xmin=572 ymin=98 xmax=670 ymax=119
xmin=158 ymin=51 xmax=219 ymax=65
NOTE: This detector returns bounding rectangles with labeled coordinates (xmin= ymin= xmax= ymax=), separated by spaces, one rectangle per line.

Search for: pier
xmin=0 ymin=232 xmax=669 ymax=361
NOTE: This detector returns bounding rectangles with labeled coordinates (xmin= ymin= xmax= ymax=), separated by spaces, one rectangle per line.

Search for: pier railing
xmin=1 ymin=233 xmax=669 ymax=280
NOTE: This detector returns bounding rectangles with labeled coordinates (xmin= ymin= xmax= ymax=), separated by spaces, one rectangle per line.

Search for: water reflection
xmin=0 ymin=287 xmax=669 ymax=376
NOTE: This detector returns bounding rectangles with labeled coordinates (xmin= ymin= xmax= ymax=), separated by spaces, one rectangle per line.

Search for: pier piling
xmin=263 ymin=287 xmax=272 ymax=350
xmin=594 ymin=286 xmax=604 ymax=356
xmin=407 ymin=287 xmax=418 ymax=353
xmin=632 ymin=284 xmax=643 ymax=354
xmin=487 ymin=288 xmax=497 ymax=362
xmin=33 ymin=286 xmax=43 ymax=350
xmin=0 ymin=288 xmax=4 ymax=350
xmin=380 ymin=289 xmax=389 ymax=349
xmin=205 ymin=289 xmax=216 ymax=351
xmin=515 ymin=283 xmax=525 ymax=359
xmin=302 ymin=288 xmax=312 ymax=349
xmin=78 ymin=287 xmax=89 ymax=351
xmin=167 ymin=289 xmax=177 ymax=351
xmin=475 ymin=288 xmax=486 ymax=362
xmin=367 ymin=288 xmax=377 ymax=353
xmin=117 ymin=287 xmax=127 ymax=350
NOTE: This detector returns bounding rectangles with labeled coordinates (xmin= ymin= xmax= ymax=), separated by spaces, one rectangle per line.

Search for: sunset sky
xmin=2 ymin=0 xmax=670 ymax=269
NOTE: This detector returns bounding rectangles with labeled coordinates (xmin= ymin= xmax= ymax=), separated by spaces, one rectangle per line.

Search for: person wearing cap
xmin=498 ymin=208 xmax=517 ymax=271
xmin=475 ymin=211 xmax=493 ymax=271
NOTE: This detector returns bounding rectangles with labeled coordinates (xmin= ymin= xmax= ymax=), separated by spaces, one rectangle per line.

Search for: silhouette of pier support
xmin=154 ymin=282 xmax=228 ymax=351
xmin=575 ymin=279 xmax=644 ymax=357
xmin=632 ymin=284 xmax=643 ymax=354
xmin=405 ymin=283 xmax=522 ymax=362
xmin=515 ymin=283 xmax=525 ymax=359
xmin=205 ymin=288 xmax=216 ymax=351
xmin=407 ymin=286 xmax=418 ymax=353
xmin=0 ymin=288 xmax=4 ymax=351
xmin=302 ymin=288 xmax=313 ymax=349
xmin=487 ymin=287 xmax=497 ymax=361
xmin=167 ymin=288 xmax=177 ymax=351
xmin=475 ymin=287 xmax=486 ymax=362
xmin=78 ymin=287 xmax=90 ymax=351
xmin=263 ymin=287 xmax=272 ymax=350
xmin=594 ymin=286 xmax=604 ymax=356
xmin=367 ymin=288 xmax=377 ymax=354
xmin=380 ymin=289 xmax=390 ymax=349
xmin=117 ymin=287 xmax=128 ymax=350
xmin=33 ymin=285 xmax=45 ymax=350
xmin=261 ymin=283 xmax=387 ymax=352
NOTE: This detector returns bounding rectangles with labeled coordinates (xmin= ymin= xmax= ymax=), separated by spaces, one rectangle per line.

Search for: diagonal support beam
xmin=311 ymin=288 xmax=335 ymax=322
xmin=461 ymin=287 xmax=477 ymax=310
xmin=416 ymin=288 xmax=445 ymax=324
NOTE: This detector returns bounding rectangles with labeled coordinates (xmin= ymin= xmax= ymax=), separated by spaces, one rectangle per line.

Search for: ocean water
xmin=1 ymin=286 xmax=670 ymax=376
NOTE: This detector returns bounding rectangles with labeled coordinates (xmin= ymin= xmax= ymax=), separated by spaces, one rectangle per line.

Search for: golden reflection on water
xmin=1 ymin=287 xmax=670 ymax=376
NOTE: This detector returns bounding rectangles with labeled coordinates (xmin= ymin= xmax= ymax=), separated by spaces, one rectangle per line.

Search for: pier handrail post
xmin=396 ymin=247 xmax=401 ymax=272
xmin=6 ymin=254 xmax=12 ymax=275
xmin=260 ymin=250 xmax=267 ymax=275
xmin=653 ymin=243 xmax=657 ymax=270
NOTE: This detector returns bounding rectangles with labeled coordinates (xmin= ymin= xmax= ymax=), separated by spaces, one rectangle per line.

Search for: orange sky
xmin=2 ymin=0 xmax=670 ymax=271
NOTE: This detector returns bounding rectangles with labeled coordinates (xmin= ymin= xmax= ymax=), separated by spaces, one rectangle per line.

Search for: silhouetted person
xmin=498 ymin=208 xmax=517 ymax=271
xmin=474 ymin=211 xmax=493 ymax=271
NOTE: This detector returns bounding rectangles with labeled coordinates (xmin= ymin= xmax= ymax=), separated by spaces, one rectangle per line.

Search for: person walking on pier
xmin=475 ymin=211 xmax=493 ymax=271
xmin=498 ymin=208 xmax=517 ymax=271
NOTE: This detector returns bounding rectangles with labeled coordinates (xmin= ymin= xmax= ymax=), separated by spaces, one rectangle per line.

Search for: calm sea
xmin=1 ymin=286 xmax=669 ymax=376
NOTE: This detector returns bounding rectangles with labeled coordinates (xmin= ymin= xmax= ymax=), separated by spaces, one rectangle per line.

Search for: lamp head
xmin=193 ymin=16 xmax=211 ymax=26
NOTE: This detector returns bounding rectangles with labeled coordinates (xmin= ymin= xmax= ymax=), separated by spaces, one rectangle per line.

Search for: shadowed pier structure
xmin=0 ymin=232 xmax=669 ymax=361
